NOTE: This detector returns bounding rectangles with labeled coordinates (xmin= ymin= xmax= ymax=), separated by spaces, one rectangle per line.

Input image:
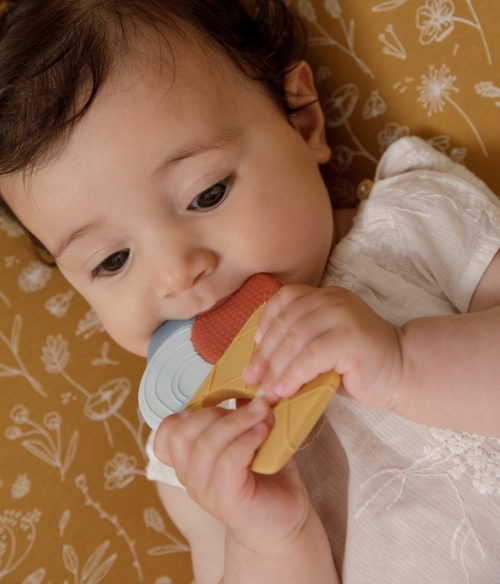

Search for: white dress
xmin=147 ymin=137 xmax=500 ymax=583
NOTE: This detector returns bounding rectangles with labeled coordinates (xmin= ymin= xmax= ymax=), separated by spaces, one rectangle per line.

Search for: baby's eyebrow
xmin=151 ymin=127 xmax=243 ymax=177
xmin=53 ymin=220 xmax=103 ymax=260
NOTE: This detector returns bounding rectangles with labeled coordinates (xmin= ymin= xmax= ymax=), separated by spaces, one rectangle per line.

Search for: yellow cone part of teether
xmin=186 ymin=304 xmax=340 ymax=474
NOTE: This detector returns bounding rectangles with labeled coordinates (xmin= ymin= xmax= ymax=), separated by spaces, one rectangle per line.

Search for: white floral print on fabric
xmin=2 ymin=2 xmax=499 ymax=581
xmin=417 ymin=64 xmax=487 ymax=156
xmin=356 ymin=429 xmax=500 ymax=583
xmin=18 ymin=261 xmax=52 ymax=293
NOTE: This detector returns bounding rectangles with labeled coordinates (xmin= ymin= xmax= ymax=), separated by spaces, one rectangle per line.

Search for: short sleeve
xmin=369 ymin=137 xmax=500 ymax=313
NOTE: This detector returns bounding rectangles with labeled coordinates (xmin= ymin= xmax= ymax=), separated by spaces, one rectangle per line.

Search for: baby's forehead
xmin=117 ymin=22 xmax=245 ymax=94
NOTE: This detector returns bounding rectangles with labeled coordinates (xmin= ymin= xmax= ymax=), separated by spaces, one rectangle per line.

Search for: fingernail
xmin=255 ymin=387 xmax=266 ymax=398
xmin=249 ymin=396 xmax=266 ymax=414
xmin=257 ymin=386 xmax=280 ymax=403
xmin=254 ymin=329 xmax=262 ymax=345
xmin=243 ymin=362 xmax=257 ymax=381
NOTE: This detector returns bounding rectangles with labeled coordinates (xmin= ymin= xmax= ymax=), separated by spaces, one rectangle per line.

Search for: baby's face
xmin=2 ymin=32 xmax=334 ymax=356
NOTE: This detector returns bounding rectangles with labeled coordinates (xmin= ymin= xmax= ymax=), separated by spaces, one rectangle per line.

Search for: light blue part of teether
xmin=138 ymin=319 xmax=212 ymax=430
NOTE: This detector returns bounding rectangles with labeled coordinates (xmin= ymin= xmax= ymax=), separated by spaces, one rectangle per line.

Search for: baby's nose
xmin=157 ymin=248 xmax=217 ymax=297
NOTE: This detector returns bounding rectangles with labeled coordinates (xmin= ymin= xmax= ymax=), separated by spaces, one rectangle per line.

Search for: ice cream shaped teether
xmin=139 ymin=273 xmax=340 ymax=474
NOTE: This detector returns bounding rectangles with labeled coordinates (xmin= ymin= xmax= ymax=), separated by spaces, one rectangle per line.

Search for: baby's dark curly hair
xmin=0 ymin=0 xmax=307 ymax=257
xmin=0 ymin=0 xmax=306 ymax=176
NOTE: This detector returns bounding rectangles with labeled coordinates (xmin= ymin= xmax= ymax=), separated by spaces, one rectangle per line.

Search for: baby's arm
xmin=393 ymin=250 xmax=500 ymax=435
xmin=246 ymin=253 xmax=500 ymax=438
xmin=155 ymin=482 xmax=226 ymax=584
xmin=153 ymin=399 xmax=339 ymax=584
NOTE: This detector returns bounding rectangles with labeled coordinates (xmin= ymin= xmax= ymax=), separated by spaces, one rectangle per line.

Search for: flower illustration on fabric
xmin=104 ymin=452 xmax=138 ymax=490
xmin=377 ymin=122 xmax=410 ymax=153
xmin=41 ymin=335 xmax=70 ymax=374
xmin=21 ymin=567 xmax=46 ymax=584
xmin=74 ymin=474 xmax=144 ymax=580
xmin=10 ymin=404 xmax=30 ymax=424
xmin=84 ymin=378 xmax=131 ymax=421
xmin=75 ymin=308 xmax=105 ymax=339
xmin=297 ymin=0 xmax=316 ymax=23
xmin=1 ymin=314 xmax=46 ymax=396
xmin=324 ymin=83 xmax=359 ymax=128
xmin=417 ymin=64 xmax=487 ymax=156
xmin=324 ymin=84 xmax=377 ymax=167
xmin=450 ymin=146 xmax=468 ymax=163
xmin=59 ymin=509 xmax=70 ymax=537
xmin=416 ymin=0 xmax=492 ymax=64
xmin=0 ymin=214 xmax=24 ymax=237
xmin=44 ymin=290 xmax=75 ymax=319
xmin=144 ymin=507 xmax=190 ymax=555
xmin=91 ymin=341 xmax=119 ymax=367
xmin=363 ymin=90 xmax=387 ymax=119
xmin=331 ymin=145 xmax=354 ymax=173
xmin=357 ymin=428 xmax=499 ymax=580
xmin=417 ymin=63 xmax=458 ymax=115
xmin=5 ymin=406 xmax=78 ymax=481
xmin=0 ymin=509 xmax=41 ymax=580
xmin=373 ymin=0 xmax=410 ymax=11
xmin=11 ymin=474 xmax=31 ymax=499
xmin=18 ymin=261 xmax=52 ymax=293
xmin=426 ymin=134 xmax=451 ymax=152
xmin=324 ymin=0 xmax=342 ymax=19
xmin=416 ymin=0 xmax=455 ymax=44
xmin=428 ymin=429 xmax=500 ymax=496
xmin=4 ymin=256 xmax=21 ymax=268
xmin=475 ymin=81 xmax=500 ymax=107
xmin=378 ymin=24 xmax=407 ymax=60
xmin=62 ymin=540 xmax=117 ymax=583
xmin=144 ymin=507 xmax=167 ymax=533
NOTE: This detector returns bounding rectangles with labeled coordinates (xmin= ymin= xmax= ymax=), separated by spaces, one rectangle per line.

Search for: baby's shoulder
xmin=359 ymin=136 xmax=500 ymax=231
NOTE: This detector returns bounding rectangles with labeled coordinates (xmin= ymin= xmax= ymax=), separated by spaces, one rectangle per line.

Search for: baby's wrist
xmin=224 ymin=501 xmax=338 ymax=583
xmin=386 ymin=324 xmax=415 ymax=415
xmin=227 ymin=496 xmax=312 ymax=556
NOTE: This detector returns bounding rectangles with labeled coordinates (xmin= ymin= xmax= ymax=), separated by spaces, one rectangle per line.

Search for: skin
xmin=2 ymin=25 xmax=499 ymax=584
xmin=1 ymin=30 xmax=341 ymax=584
xmin=2 ymin=34 xmax=335 ymax=358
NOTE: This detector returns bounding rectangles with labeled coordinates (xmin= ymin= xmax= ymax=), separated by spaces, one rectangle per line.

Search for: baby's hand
xmin=243 ymin=285 xmax=403 ymax=410
xmin=154 ymin=398 xmax=310 ymax=551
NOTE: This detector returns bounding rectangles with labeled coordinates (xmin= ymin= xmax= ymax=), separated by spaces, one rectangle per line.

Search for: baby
xmin=1 ymin=1 xmax=499 ymax=583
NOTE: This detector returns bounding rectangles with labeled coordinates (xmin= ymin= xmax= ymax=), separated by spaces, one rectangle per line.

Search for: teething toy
xmin=139 ymin=274 xmax=340 ymax=474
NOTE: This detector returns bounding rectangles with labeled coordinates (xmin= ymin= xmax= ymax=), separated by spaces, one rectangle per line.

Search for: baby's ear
xmin=284 ymin=61 xmax=331 ymax=164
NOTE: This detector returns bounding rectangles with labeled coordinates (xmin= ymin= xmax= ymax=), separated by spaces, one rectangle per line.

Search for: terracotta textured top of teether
xmin=192 ymin=273 xmax=282 ymax=364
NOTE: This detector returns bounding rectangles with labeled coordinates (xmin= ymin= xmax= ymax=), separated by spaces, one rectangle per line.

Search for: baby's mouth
xmin=195 ymin=291 xmax=236 ymax=318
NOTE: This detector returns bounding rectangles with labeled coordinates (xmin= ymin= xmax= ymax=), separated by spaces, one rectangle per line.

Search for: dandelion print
xmin=18 ymin=261 xmax=52 ymax=293
xmin=417 ymin=65 xmax=487 ymax=156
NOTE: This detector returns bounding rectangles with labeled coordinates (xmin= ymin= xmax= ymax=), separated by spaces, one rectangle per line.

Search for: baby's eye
xmin=188 ymin=176 xmax=232 ymax=211
xmin=91 ymin=249 xmax=129 ymax=280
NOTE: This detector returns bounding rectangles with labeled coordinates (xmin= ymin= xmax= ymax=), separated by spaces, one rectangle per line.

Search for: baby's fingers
xmin=254 ymin=285 xmax=313 ymax=342
xmin=256 ymin=307 xmax=334 ymax=397
xmin=243 ymin=285 xmax=316 ymax=385
xmin=154 ymin=409 xmax=223 ymax=487
xmin=187 ymin=403 xmax=272 ymax=505
xmin=266 ymin=331 xmax=340 ymax=399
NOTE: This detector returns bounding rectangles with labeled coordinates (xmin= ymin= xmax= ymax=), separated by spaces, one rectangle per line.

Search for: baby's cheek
xmin=95 ymin=309 xmax=149 ymax=357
